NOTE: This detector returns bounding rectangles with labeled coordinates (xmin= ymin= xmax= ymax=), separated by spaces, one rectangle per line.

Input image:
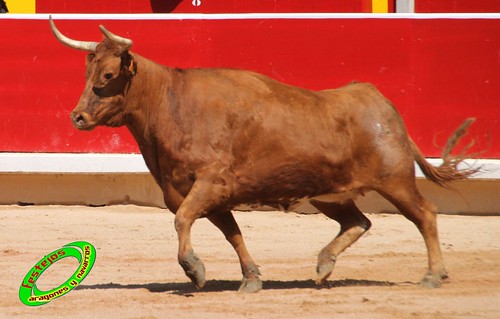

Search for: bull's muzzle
xmin=71 ymin=111 xmax=93 ymax=130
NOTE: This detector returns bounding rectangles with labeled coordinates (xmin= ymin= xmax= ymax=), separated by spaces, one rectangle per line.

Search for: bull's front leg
xmin=175 ymin=211 xmax=206 ymax=289
xmin=174 ymin=179 xmax=230 ymax=290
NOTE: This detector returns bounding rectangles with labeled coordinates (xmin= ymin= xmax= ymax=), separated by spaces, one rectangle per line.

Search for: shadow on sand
xmin=76 ymin=278 xmax=408 ymax=296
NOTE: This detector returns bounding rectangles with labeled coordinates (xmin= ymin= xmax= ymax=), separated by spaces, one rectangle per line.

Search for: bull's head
xmin=49 ymin=16 xmax=136 ymax=130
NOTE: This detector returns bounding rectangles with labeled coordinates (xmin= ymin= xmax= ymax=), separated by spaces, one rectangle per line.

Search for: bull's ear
xmin=128 ymin=58 xmax=136 ymax=76
xmin=121 ymin=52 xmax=136 ymax=76
xmin=86 ymin=53 xmax=96 ymax=65
xmin=85 ymin=53 xmax=96 ymax=79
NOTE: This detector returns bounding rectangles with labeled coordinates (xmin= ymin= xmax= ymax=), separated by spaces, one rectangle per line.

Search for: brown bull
xmin=50 ymin=17 xmax=477 ymax=293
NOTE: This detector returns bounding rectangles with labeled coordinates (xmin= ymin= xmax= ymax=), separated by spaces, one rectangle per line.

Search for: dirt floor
xmin=1 ymin=205 xmax=499 ymax=319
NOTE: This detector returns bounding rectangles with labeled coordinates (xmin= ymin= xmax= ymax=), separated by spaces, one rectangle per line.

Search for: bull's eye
xmin=104 ymin=73 xmax=113 ymax=80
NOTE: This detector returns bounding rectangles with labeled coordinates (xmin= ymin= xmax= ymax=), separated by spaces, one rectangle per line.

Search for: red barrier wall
xmin=416 ymin=0 xmax=500 ymax=13
xmin=0 ymin=16 xmax=498 ymax=157
xmin=35 ymin=0 xmax=500 ymax=14
xmin=35 ymin=0 xmax=365 ymax=13
xmin=36 ymin=0 xmax=500 ymax=13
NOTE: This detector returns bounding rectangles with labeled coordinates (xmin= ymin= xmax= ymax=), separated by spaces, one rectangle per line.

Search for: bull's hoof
xmin=315 ymin=256 xmax=337 ymax=285
xmin=179 ymin=251 xmax=206 ymax=289
xmin=420 ymin=271 xmax=442 ymax=288
xmin=238 ymin=277 xmax=263 ymax=293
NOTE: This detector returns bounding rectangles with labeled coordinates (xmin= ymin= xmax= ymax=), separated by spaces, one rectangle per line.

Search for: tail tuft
xmin=411 ymin=118 xmax=480 ymax=189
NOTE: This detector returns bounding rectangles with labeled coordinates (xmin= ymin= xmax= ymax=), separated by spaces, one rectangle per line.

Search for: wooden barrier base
xmin=0 ymin=173 xmax=497 ymax=215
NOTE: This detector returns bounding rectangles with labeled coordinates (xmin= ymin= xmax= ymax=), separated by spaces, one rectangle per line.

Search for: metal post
xmin=396 ymin=0 xmax=415 ymax=13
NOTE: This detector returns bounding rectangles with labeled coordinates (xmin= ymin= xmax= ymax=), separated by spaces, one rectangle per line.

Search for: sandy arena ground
xmin=1 ymin=204 xmax=499 ymax=318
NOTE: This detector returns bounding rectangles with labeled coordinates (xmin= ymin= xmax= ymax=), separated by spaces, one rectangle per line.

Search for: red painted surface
xmin=0 ymin=17 xmax=498 ymax=157
xmin=36 ymin=0 xmax=364 ymax=13
xmin=416 ymin=0 xmax=500 ymax=13
xmin=34 ymin=0 xmax=500 ymax=14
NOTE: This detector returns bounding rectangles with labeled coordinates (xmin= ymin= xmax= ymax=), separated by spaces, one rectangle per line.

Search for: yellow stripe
xmin=7 ymin=0 xmax=36 ymax=13
xmin=372 ymin=0 xmax=388 ymax=13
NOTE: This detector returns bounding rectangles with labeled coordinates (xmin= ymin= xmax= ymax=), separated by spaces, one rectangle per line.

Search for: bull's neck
xmin=125 ymin=53 xmax=174 ymax=144
xmin=124 ymin=53 xmax=183 ymax=176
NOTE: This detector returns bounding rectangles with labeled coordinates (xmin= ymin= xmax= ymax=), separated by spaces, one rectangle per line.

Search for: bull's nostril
xmin=71 ymin=112 xmax=87 ymax=128
xmin=76 ymin=115 xmax=84 ymax=124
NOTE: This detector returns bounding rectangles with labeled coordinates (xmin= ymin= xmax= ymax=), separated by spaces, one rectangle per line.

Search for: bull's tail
xmin=410 ymin=118 xmax=480 ymax=188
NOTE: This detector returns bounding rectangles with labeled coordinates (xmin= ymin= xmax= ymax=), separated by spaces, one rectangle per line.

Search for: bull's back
xmin=178 ymin=67 xmax=342 ymax=159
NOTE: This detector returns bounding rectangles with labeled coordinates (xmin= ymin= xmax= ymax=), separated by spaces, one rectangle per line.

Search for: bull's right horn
xmin=99 ymin=25 xmax=133 ymax=50
xmin=49 ymin=15 xmax=98 ymax=52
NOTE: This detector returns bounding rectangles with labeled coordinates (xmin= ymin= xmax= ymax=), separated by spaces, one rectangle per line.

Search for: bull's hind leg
xmin=377 ymin=183 xmax=448 ymax=288
xmin=207 ymin=210 xmax=262 ymax=293
xmin=310 ymin=199 xmax=372 ymax=285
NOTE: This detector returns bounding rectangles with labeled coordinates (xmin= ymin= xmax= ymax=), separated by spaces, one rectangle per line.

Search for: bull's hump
xmin=220 ymin=69 xmax=273 ymax=94
xmin=186 ymin=68 xmax=273 ymax=96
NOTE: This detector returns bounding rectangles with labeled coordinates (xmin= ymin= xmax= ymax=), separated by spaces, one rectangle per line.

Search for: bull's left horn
xmin=49 ymin=16 xmax=98 ymax=52
xmin=99 ymin=25 xmax=133 ymax=50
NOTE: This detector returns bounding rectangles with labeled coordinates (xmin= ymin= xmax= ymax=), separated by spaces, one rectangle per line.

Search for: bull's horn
xmin=49 ymin=15 xmax=98 ymax=52
xmin=99 ymin=25 xmax=133 ymax=50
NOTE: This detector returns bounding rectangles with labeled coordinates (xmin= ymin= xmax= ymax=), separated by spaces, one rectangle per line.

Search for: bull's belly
xmin=235 ymin=191 xmax=360 ymax=214
xmin=288 ymin=191 xmax=361 ymax=213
